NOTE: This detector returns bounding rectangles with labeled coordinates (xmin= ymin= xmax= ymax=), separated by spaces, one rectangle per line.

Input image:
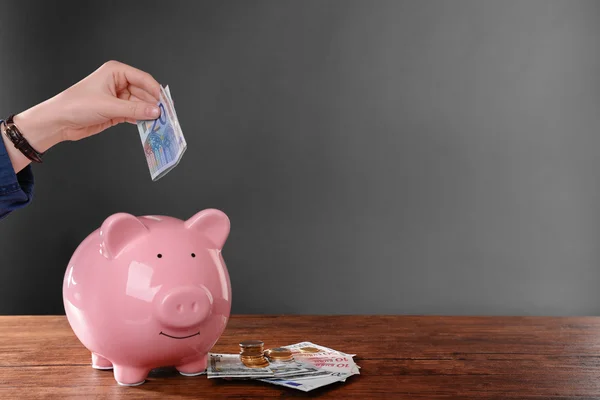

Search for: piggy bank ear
xmin=99 ymin=213 xmax=148 ymax=259
xmin=185 ymin=209 xmax=230 ymax=250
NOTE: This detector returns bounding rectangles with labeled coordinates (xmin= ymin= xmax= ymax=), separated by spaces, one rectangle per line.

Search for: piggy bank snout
xmin=155 ymin=286 xmax=212 ymax=329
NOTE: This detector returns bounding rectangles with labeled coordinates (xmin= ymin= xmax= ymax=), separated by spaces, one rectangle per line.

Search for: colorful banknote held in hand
xmin=137 ymin=85 xmax=186 ymax=181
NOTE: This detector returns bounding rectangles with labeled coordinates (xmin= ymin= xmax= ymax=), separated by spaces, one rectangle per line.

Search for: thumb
xmin=104 ymin=97 xmax=161 ymax=121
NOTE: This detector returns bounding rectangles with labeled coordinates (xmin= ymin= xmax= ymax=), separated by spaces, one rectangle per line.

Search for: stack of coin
xmin=239 ymin=340 xmax=269 ymax=368
xmin=264 ymin=347 xmax=294 ymax=362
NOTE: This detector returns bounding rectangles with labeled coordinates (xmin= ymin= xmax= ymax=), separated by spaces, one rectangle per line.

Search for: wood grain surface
xmin=1 ymin=315 xmax=600 ymax=399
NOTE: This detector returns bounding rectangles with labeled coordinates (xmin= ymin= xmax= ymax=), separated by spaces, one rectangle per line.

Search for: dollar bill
xmin=136 ymin=85 xmax=186 ymax=181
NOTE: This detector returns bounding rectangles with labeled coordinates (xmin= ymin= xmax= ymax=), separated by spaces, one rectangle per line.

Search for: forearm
xmin=1 ymin=98 xmax=65 ymax=173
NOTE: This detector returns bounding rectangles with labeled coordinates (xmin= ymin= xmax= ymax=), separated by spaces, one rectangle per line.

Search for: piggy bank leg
xmin=91 ymin=352 xmax=113 ymax=370
xmin=176 ymin=354 xmax=208 ymax=376
xmin=112 ymin=365 xmax=150 ymax=386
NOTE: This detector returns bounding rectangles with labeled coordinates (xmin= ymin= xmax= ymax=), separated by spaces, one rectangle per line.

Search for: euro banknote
xmin=207 ymin=354 xmax=320 ymax=379
xmin=136 ymin=85 xmax=186 ymax=181
xmin=259 ymin=341 xmax=360 ymax=391
xmin=206 ymin=342 xmax=360 ymax=392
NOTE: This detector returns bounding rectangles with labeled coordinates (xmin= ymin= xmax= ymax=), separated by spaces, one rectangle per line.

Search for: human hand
xmin=10 ymin=60 xmax=161 ymax=153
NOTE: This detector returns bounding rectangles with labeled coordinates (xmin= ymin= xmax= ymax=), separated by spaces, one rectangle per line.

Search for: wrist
xmin=12 ymin=99 xmax=66 ymax=153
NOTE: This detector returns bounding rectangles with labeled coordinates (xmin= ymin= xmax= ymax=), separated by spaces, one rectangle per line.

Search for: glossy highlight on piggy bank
xmin=62 ymin=209 xmax=232 ymax=386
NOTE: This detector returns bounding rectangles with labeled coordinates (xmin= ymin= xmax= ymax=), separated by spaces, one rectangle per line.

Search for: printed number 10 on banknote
xmin=137 ymin=85 xmax=187 ymax=181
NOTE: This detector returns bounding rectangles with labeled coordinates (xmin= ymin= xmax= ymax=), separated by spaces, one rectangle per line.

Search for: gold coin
xmin=240 ymin=354 xmax=270 ymax=368
xmin=240 ymin=356 xmax=265 ymax=361
xmin=242 ymin=360 xmax=269 ymax=368
xmin=299 ymin=346 xmax=321 ymax=353
xmin=266 ymin=355 xmax=293 ymax=361
xmin=265 ymin=347 xmax=293 ymax=361
xmin=241 ymin=360 xmax=265 ymax=365
xmin=238 ymin=339 xmax=269 ymax=368
xmin=239 ymin=340 xmax=264 ymax=348
xmin=242 ymin=359 xmax=267 ymax=364
xmin=270 ymin=347 xmax=290 ymax=353
xmin=240 ymin=349 xmax=263 ymax=355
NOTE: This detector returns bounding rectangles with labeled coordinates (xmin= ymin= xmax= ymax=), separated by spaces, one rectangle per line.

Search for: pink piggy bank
xmin=62 ymin=209 xmax=232 ymax=386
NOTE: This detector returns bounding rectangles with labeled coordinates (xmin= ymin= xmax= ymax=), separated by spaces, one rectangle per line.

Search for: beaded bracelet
xmin=1 ymin=115 xmax=44 ymax=163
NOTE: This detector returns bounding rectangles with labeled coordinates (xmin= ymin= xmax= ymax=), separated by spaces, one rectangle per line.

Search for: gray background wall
xmin=0 ymin=0 xmax=599 ymax=316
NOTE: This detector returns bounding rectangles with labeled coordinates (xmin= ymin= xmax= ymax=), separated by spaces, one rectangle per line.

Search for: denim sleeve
xmin=0 ymin=122 xmax=34 ymax=221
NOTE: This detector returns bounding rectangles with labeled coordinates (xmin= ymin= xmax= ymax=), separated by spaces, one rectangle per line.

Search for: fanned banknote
xmin=136 ymin=85 xmax=186 ymax=181
xmin=206 ymin=342 xmax=360 ymax=392
xmin=259 ymin=342 xmax=360 ymax=392
xmin=207 ymin=354 xmax=320 ymax=379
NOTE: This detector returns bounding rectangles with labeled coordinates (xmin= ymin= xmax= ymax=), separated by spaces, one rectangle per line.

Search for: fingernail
xmin=146 ymin=106 xmax=160 ymax=118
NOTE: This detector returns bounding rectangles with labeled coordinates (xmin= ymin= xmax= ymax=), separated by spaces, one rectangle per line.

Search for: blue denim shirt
xmin=0 ymin=120 xmax=34 ymax=220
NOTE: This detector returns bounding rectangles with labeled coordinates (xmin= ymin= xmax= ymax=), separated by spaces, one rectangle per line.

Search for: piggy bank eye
xmin=157 ymin=254 xmax=163 ymax=258
xmin=191 ymin=253 xmax=196 ymax=258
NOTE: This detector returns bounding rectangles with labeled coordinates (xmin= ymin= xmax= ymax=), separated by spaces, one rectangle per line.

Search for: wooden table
xmin=1 ymin=315 xmax=600 ymax=399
